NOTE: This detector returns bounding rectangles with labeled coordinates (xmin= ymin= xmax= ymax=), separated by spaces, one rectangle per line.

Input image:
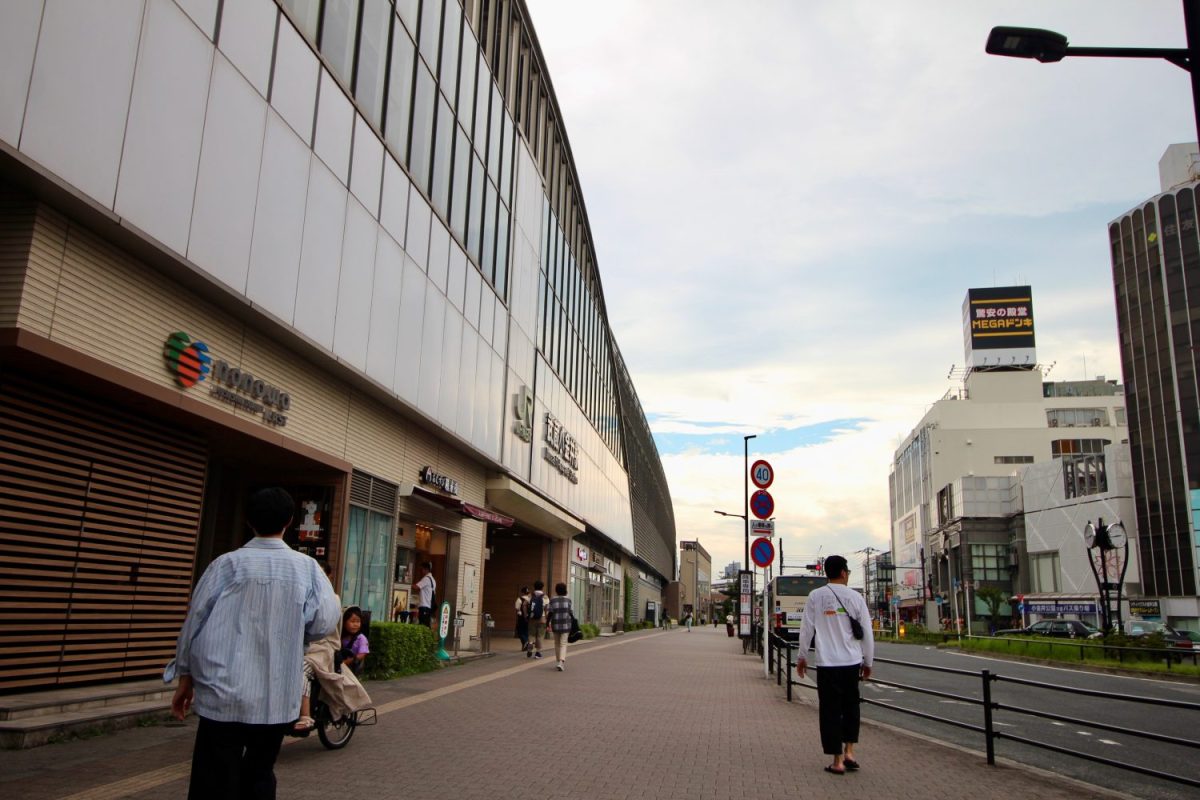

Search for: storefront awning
xmin=485 ymin=475 xmax=585 ymax=540
xmin=402 ymin=485 xmax=514 ymax=527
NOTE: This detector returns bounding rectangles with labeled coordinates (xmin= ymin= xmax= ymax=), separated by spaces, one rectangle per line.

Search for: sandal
xmin=824 ymin=765 xmax=845 ymax=776
xmin=292 ymin=715 xmax=315 ymax=733
xmin=843 ymin=758 xmax=860 ymax=771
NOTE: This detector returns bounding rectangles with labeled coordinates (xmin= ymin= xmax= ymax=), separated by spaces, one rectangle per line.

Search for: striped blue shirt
xmin=163 ymin=537 xmax=340 ymax=724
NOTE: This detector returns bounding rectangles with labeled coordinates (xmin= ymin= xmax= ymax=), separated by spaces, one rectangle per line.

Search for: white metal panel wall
xmin=293 ymin=157 xmax=347 ymax=349
xmin=216 ymin=0 xmax=275 ymax=97
xmin=0 ymin=0 xmax=44 ymax=147
xmin=365 ymin=232 xmax=403 ymax=387
xmin=269 ymin=14 xmax=318 ymax=144
xmin=21 ymin=0 xmax=145 ymax=207
xmin=173 ymin=0 xmax=215 ymax=37
xmin=115 ymin=0 xmax=211 ymax=256
xmin=333 ymin=197 xmax=377 ymax=372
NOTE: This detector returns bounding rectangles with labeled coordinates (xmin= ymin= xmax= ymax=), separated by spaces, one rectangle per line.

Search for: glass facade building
xmin=0 ymin=0 xmax=675 ymax=691
xmin=1109 ymin=187 xmax=1200 ymax=597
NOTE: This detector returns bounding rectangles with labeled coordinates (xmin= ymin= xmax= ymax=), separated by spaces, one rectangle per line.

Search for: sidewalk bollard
xmin=982 ymin=669 xmax=995 ymax=765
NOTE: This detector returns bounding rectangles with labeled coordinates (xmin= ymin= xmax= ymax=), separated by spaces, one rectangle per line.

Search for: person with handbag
xmin=546 ymin=582 xmax=574 ymax=671
xmin=794 ymin=555 xmax=874 ymax=777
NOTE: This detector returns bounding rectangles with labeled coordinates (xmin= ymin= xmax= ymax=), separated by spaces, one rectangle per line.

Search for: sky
xmin=522 ymin=1 xmax=1197 ymax=586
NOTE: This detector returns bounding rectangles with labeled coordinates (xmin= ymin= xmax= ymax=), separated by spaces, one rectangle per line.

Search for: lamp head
xmin=986 ymin=26 xmax=1069 ymax=63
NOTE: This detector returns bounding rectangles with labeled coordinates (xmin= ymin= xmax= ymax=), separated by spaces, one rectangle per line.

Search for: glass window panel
xmin=385 ymin=24 xmax=416 ymax=161
xmin=501 ymin=112 xmax=514 ymax=200
xmin=362 ymin=510 xmax=393 ymax=622
xmin=439 ymin=2 xmax=460 ymax=101
xmin=481 ymin=177 xmax=497 ymax=273
xmin=495 ymin=202 xmax=509 ymax=299
xmin=409 ymin=64 xmax=437 ymax=191
xmin=343 ymin=507 xmax=367 ymax=607
xmin=419 ymin=0 xmax=443 ymax=72
xmin=321 ymin=0 xmax=359 ymax=86
xmin=282 ymin=0 xmax=321 ymax=40
xmin=432 ymin=96 xmax=454 ymax=212
xmin=458 ymin=24 xmax=478 ymax=130
xmin=473 ymin=61 xmax=489 ymax=153
xmin=487 ymin=85 xmax=502 ymax=184
xmin=356 ymin=0 xmax=392 ymax=127
xmin=396 ymin=0 xmax=419 ymax=36
xmin=467 ymin=153 xmax=484 ymax=258
xmin=450 ymin=126 xmax=470 ymax=238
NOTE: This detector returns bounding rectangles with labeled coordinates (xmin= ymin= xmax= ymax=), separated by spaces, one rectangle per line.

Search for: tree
xmin=976 ymin=586 xmax=1009 ymax=632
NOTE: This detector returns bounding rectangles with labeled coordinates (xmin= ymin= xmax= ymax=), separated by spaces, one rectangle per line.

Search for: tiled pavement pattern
xmin=0 ymin=626 xmax=1126 ymax=800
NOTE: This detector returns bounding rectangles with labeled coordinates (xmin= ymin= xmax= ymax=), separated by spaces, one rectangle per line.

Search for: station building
xmin=0 ymin=0 xmax=675 ymax=693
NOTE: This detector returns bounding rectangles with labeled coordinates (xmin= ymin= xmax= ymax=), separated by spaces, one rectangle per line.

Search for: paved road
xmin=778 ymin=640 xmax=1200 ymax=800
xmin=0 ymin=627 xmax=1125 ymax=800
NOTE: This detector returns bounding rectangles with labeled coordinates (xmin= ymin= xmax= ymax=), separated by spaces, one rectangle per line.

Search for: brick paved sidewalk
xmin=0 ymin=626 xmax=1126 ymax=799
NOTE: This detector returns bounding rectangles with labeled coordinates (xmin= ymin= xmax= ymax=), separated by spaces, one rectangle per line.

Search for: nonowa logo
xmin=163 ymin=331 xmax=212 ymax=388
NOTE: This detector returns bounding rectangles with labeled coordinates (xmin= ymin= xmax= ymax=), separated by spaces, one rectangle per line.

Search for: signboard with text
xmin=738 ymin=570 xmax=753 ymax=637
xmin=962 ymin=285 xmax=1036 ymax=369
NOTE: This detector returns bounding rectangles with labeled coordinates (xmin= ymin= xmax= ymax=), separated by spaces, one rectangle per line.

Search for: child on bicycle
xmin=294 ymin=607 xmax=370 ymax=732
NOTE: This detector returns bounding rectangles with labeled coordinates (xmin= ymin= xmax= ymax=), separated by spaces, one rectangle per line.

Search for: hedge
xmin=363 ymin=622 xmax=439 ymax=680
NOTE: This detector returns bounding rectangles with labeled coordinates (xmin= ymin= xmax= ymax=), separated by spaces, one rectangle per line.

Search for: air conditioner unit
xmin=1048 ymin=419 xmax=1059 ymax=427
xmin=1092 ymin=418 xmax=1102 ymax=426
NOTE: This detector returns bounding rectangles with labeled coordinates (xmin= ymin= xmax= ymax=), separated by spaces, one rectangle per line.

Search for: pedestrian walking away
xmin=794 ymin=554 xmax=874 ymax=777
xmin=415 ymin=562 xmax=437 ymax=627
xmin=164 ymin=487 xmax=341 ymax=800
xmin=527 ymin=580 xmax=548 ymax=659
xmin=547 ymin=582 xmax=573 ymax=671
xmin=514 ymin=586 xmax=531 ymax=653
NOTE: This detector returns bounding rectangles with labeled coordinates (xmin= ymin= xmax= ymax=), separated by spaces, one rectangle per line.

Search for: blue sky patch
xmin=648 ymin=417 xmax=870 ymax=456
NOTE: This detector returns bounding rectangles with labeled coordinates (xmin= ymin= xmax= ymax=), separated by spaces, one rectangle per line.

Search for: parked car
xmin=1123 ymin=619 xmax=1194 ymax=649
xmin=1178 ymin=629 xmax=1200 ymax=650
xmin=993 ymin=619 xmax=1103 ymax=639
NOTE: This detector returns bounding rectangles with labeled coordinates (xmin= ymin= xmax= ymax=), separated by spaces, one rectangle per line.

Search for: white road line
xmin=1077 ymin=731 xmax=1093 ymax=736
xmin=1050 ymin=721 xmax=1065 ymax=727
xmin=1098 ymin=739 xmax=1121 ymax=746
xmin=945 ymin=648 xmax=1199 ymax=688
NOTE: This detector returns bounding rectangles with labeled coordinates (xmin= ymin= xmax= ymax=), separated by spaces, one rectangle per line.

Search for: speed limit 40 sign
xmin=750 ymin=460 xmax=774 ymax=489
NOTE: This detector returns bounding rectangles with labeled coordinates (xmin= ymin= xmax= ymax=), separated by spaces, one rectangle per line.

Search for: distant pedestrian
xmin=527 ymin=581 xmax=548 ymax=659
xmin=684 ymin=611 xmax=693 ymax=632
xmin=547 ymin=582 xmax=573 ymax=671
xmin=415 ymin=562 xmax=436 ymax=627
xmin=514 ymin=586 xmax=531 ymax=653
xmin=164 ymin=487 xmax=340 ymax=799
xmin=795 ymin=555 xmax=874 ymax=777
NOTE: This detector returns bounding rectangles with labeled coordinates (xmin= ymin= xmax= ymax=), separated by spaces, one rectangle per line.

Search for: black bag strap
xmin=828 ymin=585 xmax=862 ymax=628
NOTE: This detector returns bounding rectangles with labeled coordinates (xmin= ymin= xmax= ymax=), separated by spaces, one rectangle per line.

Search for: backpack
xmin=529 ymin=593 xmax=545 ymax=621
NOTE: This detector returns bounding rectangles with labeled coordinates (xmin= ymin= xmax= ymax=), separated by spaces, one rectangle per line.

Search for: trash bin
xmin=481 ymin=613 xmax=494 ymax=653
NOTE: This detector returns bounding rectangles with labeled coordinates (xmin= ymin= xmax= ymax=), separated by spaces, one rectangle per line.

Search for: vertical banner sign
xmin=738 ymin=570 xmax=753 ymax=637
xmin=436 ymin=601 xmax=452 ymax=661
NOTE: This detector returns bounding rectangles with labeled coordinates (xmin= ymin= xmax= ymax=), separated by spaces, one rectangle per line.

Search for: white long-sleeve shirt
xmin=795 ymin=583 xmax=874 ymax=668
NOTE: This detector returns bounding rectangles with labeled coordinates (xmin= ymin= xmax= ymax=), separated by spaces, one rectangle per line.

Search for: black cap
xmin=824 ymin=555 xmax=848 ymax=578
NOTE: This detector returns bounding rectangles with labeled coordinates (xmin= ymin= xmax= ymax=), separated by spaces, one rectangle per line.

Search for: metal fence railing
xmin=765 ymin=632 xmax=1200 ymax=789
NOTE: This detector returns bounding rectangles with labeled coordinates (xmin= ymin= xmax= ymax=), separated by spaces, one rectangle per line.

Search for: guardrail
xmin=765 ymin=632 xmax=1200 ymax=789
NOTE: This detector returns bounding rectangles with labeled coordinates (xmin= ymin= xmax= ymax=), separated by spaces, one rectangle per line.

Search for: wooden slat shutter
xmin=0 ymin=372 xmax=207 ymax=692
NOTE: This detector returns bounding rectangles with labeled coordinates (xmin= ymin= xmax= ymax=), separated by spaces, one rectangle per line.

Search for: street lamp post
xmin=1083 ymin=518 xmax=1130 ymax=634
xmin=743 ymin=435 xmax=756 ymax=571
xmin=986 ymin=1 xmax=1200 ymax=144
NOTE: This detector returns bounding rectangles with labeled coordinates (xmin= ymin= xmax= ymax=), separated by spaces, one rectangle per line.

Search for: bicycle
xmin=287 ymin=679 xmax=376 ymax=750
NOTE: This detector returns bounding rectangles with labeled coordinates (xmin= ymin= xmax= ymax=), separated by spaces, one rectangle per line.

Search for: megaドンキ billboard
xmin=962 ymin=286 xmax=1036 ymax=368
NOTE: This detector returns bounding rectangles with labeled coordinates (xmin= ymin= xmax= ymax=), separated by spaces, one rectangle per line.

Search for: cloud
xmin=524 ymin=0 xmax=1187 ymax=574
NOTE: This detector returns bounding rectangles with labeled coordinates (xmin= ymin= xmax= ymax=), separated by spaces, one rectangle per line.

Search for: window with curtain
xmin=344 ymin=506 xmax=395 ymax=623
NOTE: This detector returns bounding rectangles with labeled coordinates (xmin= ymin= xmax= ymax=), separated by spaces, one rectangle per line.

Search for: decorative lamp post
xmin=1082 ymin=518 xmax=1129 ymax=634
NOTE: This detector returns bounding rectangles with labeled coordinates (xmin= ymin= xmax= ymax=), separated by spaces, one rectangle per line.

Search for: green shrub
xmin=581 ymin=622 xmax=600 ymax=639
xmin=364 ymin=622 xmax=439 ymax=680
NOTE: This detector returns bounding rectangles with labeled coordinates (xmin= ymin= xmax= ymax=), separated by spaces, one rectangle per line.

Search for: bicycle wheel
xmin=316 ymin=709 xmax=356 ymax=750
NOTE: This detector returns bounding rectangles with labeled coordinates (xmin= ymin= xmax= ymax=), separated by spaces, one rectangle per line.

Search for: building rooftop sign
xmin=962 ymin=285 xmax=1036 ymax=370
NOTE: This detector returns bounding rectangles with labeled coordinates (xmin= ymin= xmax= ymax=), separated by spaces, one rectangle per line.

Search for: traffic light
xmin=805 ymin=563 xmax=821 ymax=571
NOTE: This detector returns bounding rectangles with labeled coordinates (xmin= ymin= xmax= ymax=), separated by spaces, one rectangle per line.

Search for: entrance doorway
xmin=482 ymin=527 xmax=551 ymax=635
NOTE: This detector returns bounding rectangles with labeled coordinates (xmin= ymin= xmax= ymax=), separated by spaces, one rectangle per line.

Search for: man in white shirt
xmin=795 ymin=555 xmax=874 ymax=776
xmin=415 ymin=561 xmax=436 ymax=627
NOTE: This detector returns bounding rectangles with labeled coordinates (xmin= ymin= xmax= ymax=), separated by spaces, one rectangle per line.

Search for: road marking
xmin=1050 ymin=721 xmax=1065 ymax=727
xmin=1077 ymin=731 xmax=1093 ymax=736
xmin=55 ymin=633 xmax=662 ymax=800
xmin=1098 ymin=739 xmax=1121 ymax=746
xmin=945 ymin=648 xmax=1199 ymax=688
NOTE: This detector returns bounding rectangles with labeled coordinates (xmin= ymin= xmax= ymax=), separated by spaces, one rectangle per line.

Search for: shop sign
xmin=543 ymin=412 xmax=579 ymax=484
xmin=512 ymin=386 xmax=533 ymax=442
xmin=1129 ymin=599 xmax=1161 ymax=617
xmin=1028 ymin=601 xmax=1096 ymax=614
xmin=590 ymin=549 xmax=606 ymax=573
xmin=574 ymin=545 xmax=589 ymax=564
xmin=164 ymin=331 xmax=290 ymax=427
xmin=419 ymin=466 xmax=458 ymax=495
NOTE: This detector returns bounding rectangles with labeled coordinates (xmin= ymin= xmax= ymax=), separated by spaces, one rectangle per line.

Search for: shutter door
xmin=0 ymin=372 xmax=207 ymax=692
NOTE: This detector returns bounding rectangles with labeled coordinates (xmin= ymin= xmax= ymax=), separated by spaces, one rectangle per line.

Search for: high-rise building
xmin=0 ymin=0 xmax=675 ymax=692
xmin=1108 ymin=145 xmax=1200 ymax=618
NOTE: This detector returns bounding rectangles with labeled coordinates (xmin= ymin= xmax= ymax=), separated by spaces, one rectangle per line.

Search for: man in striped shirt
xmin=164 ymin=487 xmax=340 ymax=799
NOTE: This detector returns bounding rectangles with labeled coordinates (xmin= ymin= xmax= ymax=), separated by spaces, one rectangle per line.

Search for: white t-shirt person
xmin=416 ymin=572 xmax=436 ymax=609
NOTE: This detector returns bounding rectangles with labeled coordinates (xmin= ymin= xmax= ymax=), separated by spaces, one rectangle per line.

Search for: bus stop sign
xmin=751 ymin=537 xmax=775 ymax=568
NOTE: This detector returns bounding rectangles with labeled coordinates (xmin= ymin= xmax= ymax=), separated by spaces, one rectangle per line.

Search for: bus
xmin=768 ymin=575 xmax=827 ymax=640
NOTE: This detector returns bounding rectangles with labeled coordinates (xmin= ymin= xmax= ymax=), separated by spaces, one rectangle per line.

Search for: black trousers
xmin=418 ymin=606 xmax=432 ymax=626
xmin=188 ymin=716 xmax=292 ymax=800
xmin=816 ymin=664 xmax=862 ymax=756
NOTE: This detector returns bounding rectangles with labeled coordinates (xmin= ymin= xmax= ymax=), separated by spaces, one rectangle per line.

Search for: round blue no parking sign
xmin=751 ymin=537 xmax=774 ymax=568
